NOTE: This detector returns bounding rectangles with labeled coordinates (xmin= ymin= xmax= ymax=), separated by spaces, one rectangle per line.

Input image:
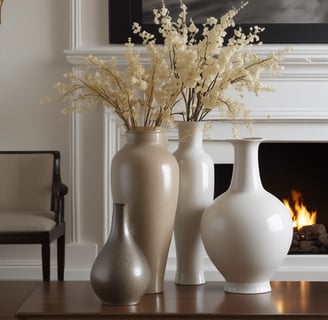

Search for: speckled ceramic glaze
xmin=201 ymin=138 xmax=293 ymax=294
xmin=174 ymin=122 xmax=214 ymax=285
xmin=111 ymin=128 xmax=179 ymax=294
xmin=90 ymin=203 xmax=150 ymax=305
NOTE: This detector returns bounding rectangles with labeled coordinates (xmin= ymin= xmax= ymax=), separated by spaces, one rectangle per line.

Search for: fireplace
xmin=215 ymin=142 xmax=328 ymax=255
xmin=101 ymin=117 xmax=328 ymax=281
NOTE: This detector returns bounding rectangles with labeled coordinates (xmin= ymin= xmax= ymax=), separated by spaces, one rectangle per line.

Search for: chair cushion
xmin=0 ymin=154 xmax=54 ymax=211
xmin=0 ymin=211 xmax=56 ymax=232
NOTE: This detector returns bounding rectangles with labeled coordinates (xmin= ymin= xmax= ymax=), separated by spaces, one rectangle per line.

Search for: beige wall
xmin=0 ymin=0 xmax=111 ymax=280
xmin=0 ymin=0 xmax=71 ymax=228
xmin=0 ymin=0 xmax=70 ymax=150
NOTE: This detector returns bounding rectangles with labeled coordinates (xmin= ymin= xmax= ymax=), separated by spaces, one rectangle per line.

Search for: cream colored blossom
xmin=47 ymin=0 xmax=287 ymax=136
xmin=133 ymin=0 xmax=287 ymax=134
xmin=47 ymin=38 xmax=181 ymax=130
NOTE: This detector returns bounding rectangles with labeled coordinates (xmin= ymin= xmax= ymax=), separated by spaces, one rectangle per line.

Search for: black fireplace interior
xmin=214 ymin=142 xmax=328 ymax=254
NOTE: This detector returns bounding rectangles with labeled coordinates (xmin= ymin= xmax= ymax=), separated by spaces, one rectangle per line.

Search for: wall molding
xmin=69 ymin=0 xmax=82 ymax=50
xmin=103 ymin=112 xmax=123 ymax=240
xmin=69 ymin=111 xmax=81 ymax=243
xmin=0 ymin=243 xmax=97 ymax=280
xmin=65 ymin=43 xmax=328 ymax=81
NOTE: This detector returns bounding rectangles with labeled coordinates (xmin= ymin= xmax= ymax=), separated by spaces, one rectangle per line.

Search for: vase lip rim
xmin=226 ymin=137 xmax=264 ymax=142
xmin=175 ymin=120 xmax=205 ymax=126
xmin=127 ymin=126 xmax=166 ymax=133
xmin=113 ymin=202 xmax=125 ymax=206
xmin=175 ymin=120 xmax=203 ymax=123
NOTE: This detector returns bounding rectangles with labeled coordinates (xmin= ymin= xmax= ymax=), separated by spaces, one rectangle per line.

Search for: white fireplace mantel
xmin=65 ymin=44 xmax=328 ymax=80
xmin=65 ymin=43 xmax=328 ymax=122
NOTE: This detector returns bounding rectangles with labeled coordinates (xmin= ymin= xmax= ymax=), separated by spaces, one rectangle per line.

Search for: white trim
xmin=274 ymin=256 xmax=328 ymax=281
xmin=199 ymin=109 xmax=328 ymax=121
xmin=103 ymin=112 xmax=123 ymax=241
xmin=0 ymin=243 xmax=97 ymax=281
xmin=165 ymin=255 xmax=328 ymax=282
xmin=69 ymin=111 xmax=81 ymax=243
xmin=69 ymin=0 xmax=82 ymax=50
xmin=1 ymin=245 xmax=327 ymax=281
xmin=64 ymin=44 xmax=328 ymax=81
xmin=68 ymin=0 xmax=82 ymax=244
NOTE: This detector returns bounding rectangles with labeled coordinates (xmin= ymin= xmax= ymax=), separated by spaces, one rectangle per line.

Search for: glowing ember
xmin=283 ymin=189 xmax=317 ymax=230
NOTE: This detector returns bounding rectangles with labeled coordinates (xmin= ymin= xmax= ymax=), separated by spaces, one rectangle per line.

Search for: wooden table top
xmin=16 ymin=281 xmax=328 ymax=319
xmin=0 ymin=281 xmax=39 ymax=320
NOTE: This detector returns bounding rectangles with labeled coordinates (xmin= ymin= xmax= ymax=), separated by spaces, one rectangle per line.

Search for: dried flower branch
xmin=47 ymin=1 xmax=287 ymax=136
xmin=133 ymin=1 xmax=288 ymax=133
xmin=47 ymin=40 xmax=181 ymax=130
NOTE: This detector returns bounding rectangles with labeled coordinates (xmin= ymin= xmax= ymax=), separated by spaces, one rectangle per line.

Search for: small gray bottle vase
xmin=90 ymin=203 xmax=151 ymax=305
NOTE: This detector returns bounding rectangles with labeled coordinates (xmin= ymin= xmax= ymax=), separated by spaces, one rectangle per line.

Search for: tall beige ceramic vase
xmin=111 ymin=128 xmax=179 ymax=294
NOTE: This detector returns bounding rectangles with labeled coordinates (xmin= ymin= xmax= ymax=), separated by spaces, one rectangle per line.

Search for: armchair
xmin=0 ymin=151 xmax=68 ymax=281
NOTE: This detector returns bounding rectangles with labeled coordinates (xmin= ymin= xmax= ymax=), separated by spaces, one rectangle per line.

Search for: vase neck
xmin=177 ymin=122 xmax=204 ymax=149
xmin=110 ymin=203 xmax=129 ymax=238
xmin=126 ymin=128 xmax=167 ymax=147
xmin=229 ymin=138 xmax=263 ymax=192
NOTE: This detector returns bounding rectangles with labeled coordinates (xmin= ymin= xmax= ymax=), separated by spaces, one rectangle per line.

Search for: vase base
xmin=175 ymin=280 xmax=206 ymax=286
xmin=102 ymin=300 xmax=140 ymax=306
xmin=145 ymin=284 xmax=164 ymax=294
xmin=224 ymin=281 xmax=271 ymax=294
xmin=175 ymin=273 xmax=206 ymax=286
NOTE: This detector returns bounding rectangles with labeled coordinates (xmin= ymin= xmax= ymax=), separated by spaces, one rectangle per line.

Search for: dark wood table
xmin=16 ymin=281 xmax=328 ymax=319
xmin=0 ymin=281 xmax=39 ymax=320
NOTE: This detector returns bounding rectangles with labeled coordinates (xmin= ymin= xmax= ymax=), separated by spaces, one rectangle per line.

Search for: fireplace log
xmin=290 ymin=224 xmax=328 ymax=254
xmin=299 ymin=224 xmax=326 ymax=241
xmin=299 ymin=240 xmax=320 ymax=253
xmin=318 ymin=233 xmax=328 ymax=246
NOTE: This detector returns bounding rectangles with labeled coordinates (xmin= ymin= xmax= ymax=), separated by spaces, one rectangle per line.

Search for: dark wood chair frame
xmin=0 ymin=151 xmax=68 ymax=281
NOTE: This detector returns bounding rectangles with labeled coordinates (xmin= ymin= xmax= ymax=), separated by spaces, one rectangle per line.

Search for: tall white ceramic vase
xmin=174 ymin=122 xmax=214 ymax=285
xmin=201 ymin=138 xmax=293 ymax=294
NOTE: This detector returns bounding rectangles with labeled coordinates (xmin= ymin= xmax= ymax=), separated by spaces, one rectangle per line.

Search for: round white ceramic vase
xmin=174 ymin=122 xmax=214 ymax=285
xmin=201 ymin=138 xmax=293 ymax=294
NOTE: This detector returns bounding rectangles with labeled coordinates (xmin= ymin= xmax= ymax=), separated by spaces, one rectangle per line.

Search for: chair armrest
xmin=55 ymin=177 xmax=68 ymax=196
xmin=53 ymin=172 xmax=68 ymax=224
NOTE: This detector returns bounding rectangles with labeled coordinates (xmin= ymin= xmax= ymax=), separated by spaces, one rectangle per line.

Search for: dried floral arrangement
xmin=133 ymin=1 xmax=287 ymax=133
xmin=47 ymin=1 xmax=287 ymax=133
xmin=50 ymin=42 xmax=181 ymax=130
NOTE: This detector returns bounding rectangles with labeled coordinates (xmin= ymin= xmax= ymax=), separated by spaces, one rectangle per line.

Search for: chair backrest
xmin=0 ymin=152 xmax=56 ymax=211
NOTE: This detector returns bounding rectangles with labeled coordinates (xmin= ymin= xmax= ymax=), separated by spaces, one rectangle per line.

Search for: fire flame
xmin=283 ymin=189 xmax=317 ymax=230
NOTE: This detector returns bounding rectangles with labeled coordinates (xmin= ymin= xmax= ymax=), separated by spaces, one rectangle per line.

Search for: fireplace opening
xmin=214 ymin=142 xmax=328 ymax=254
